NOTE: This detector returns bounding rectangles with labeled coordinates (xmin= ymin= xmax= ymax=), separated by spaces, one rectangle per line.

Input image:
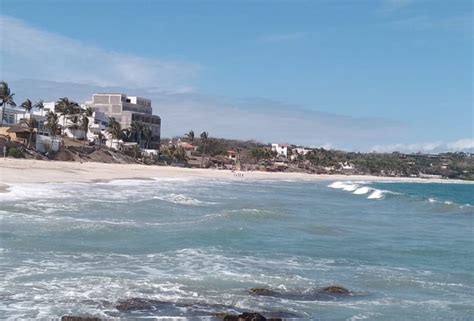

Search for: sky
xmin=0 ymin=0 xmax=472 ymax=152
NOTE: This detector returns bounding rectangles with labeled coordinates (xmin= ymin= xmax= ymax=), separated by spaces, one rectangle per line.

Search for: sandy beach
xmin=0 ymin=158 xmax=470 ymax=190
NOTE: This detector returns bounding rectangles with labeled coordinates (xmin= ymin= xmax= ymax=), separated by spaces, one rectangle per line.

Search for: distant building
xmin=271 ymin=143 xmax=289 ymax=157
xmin=1 ymin=105 xmax=24 ymax=126
xmin=292 ymin=147 xmax=311 ymax=156
xmin=227 ymin=150 xmax=238 ymax=162
xmin=85 ymin=93 xmax=161 ymax=150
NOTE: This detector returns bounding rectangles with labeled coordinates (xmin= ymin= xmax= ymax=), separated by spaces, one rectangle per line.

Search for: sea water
xmin=0 ymin=178 xmax=473 ymax=320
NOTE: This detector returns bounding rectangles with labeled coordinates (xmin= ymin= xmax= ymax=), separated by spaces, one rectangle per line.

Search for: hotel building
xmin=85 ymin=93 xmax=161 ymax=150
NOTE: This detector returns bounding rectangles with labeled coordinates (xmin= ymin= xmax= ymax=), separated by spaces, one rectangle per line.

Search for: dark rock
xmin=115 ymin=298 xmax=169 ymax=312
xmin=319 ymin=286 xmax=350 ymax=295
xmin=248 ymin=286 xmax=352 ymax=301
xmin=61 ymin=317 xmax=101 ymax=321
xmin=249 ymin=288 xmax=278 ymax=296
xmin=223 ymin=312 xmax=267 ymax=321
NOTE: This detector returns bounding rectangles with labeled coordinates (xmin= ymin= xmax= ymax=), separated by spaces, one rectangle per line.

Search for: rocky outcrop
xmin=319 ymin=286 xmax=350 ymax=295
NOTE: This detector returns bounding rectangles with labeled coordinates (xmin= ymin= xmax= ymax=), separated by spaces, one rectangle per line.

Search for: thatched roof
xmin=6 ymin=125 xmax=29 ymax=133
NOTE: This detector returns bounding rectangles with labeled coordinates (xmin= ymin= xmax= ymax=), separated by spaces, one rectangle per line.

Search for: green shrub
xmin=8 ymin=147 xmax=25 ymax=158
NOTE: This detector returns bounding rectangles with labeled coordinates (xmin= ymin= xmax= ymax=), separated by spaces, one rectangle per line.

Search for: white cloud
xmin=0 ymin=16 xmax=200 ymax=91
xmin=446 ymin=138 xmax=474 ymax=151
xmin=8 ymin=79 xmax=408 ymax=151
xmin=371 ymin=138 xmax=474 ymax=153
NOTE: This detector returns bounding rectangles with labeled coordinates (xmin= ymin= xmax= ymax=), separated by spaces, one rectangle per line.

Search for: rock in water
xmin=115 ymin=298 xmax=168 ymax=311
xmin=61 ymin=317 xmax=101 ymax=321
xmin=319 ymin=286 xmax=350 ymax=295
xmin=223 ymin=312 xmax=268 ymax=321
xmin=249 ymin=288 xmax=278 ymax=296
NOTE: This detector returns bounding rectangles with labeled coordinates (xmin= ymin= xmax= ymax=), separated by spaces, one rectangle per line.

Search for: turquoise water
xmin=0 ymin=178 xmax=473 ymax=320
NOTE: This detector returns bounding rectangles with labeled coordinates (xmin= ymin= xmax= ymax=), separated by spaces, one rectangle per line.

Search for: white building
xmin=84 ymin=93 xmax=161 ymax=150
xmin=292 ymin=147 xmax=311 ymax=156
xmin=271 ymin=143 xmax=289 ymax=158
xmin=1 ymin=105 xmax=24 ymax=126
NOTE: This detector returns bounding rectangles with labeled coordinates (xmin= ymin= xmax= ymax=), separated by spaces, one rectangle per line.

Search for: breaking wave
xmin=328 ymin=181 xmax=393 ymax=200
xmin=329 ymin=182 xmax=473 ymax=210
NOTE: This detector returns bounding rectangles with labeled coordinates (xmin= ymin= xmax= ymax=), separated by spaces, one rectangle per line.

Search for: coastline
xmin=0 ymin=158 xmax=472 ymax=188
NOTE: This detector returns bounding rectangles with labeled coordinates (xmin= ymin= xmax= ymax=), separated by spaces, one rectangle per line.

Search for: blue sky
xmin=0 ymin=0 xmax=472 ymax=152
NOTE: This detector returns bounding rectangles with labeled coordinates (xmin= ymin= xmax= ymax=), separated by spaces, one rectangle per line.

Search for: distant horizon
xmin=1 ymin=1 xmax=472 ymax=153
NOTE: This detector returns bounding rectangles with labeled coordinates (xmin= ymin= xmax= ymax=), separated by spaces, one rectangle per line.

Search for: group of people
xmin=232 ymin=171 xmax=244 ymax=178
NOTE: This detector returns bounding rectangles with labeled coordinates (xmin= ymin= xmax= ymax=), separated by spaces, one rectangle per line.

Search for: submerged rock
xmin=116 ymin=298 xmax=169 ymax=312
xmin=319 ymin=286 xmax=350 ymax=295
xmin=223 ymin=312 xmax=278 ymax=321
xmin=116 ymin=297 xmax=299 ymax=319
xmin=249 ymin=288 xmax=279 ymax=296
xmin=249 ymin=285 xmax=352 ymax=301
xmin=61 ymin=317 xmax=102 ymax=321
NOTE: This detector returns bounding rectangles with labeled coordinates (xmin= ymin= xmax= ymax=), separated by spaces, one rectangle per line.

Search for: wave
xmin=153 ymin=193 xmax=217 ymax=206
xmin=353 ymin=187 xmax=371 ymax=195
xmin=329 ymin=181 xmax=392 ymax=201
xmin=367 ymin=190 xmax=385 ymax=200
xmin=329 ymin=182 xmax=472 ymax=212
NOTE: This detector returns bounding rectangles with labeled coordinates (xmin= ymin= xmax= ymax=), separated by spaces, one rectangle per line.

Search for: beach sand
xmin=0 ymin=158 xmax=470 ymax=187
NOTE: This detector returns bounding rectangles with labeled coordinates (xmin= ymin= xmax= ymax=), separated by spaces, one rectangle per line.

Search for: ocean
xmin=0 ymin=177 xmax=473 ymax=320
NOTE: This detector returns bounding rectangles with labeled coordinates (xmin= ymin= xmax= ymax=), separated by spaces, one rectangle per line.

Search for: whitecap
xmin=342 ymin=184 xmax=359 ymax=191
xmin=328 ymin=181 xmax=347 ymax=189
xmin=353 ymin=187 xmax=371 ymax=195
xmin=367 ymin=189 xmax=385 ymax=200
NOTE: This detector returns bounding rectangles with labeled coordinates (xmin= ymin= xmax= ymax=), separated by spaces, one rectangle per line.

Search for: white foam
xmin=367 ymin=190 xmax=385 ymax=200
xmin=343 ymin=184 xmax=359 ymax=191
xmin=428 ymin=198 xmax=437 ymax=203
xmin=353 ymin=187 xmax=371 ymax=195
xmin=153 ymin=193 xmax=216 ymax=206
xmin=328 ymin=181 xmax=347 ymax=189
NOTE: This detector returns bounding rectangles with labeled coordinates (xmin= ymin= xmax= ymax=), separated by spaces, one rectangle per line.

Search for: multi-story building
xmin=85 ymin=93 xmax=161 ymax=150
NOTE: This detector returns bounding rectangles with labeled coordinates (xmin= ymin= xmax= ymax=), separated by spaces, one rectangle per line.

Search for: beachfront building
xmin=85 ymin=93 xmax=161 ymax=150
xmin=1 ymin=105 xmax=24 ymax=126
xmin=271 ymin=143 xmax=289 ymax=158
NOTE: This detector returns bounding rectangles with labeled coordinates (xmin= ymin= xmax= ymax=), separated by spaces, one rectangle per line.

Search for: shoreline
xmin=0 ymin=158 xmax=472 ymax=188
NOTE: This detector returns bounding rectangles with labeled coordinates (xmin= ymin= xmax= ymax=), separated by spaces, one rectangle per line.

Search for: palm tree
xmin=0 ymin=81 xmax=16 ymax=125
xmin=130 ymin=121 xmax=143 ymax=147
xmin=55 ymin=97 xmax=80 ymax=135
xmin=45 ymin=111 xmax=60 ymax=152
xmin=81 ymin=114 xmax=89 ymax=150
xmin=20 ymin=117 xmax=37 ymax=149
xmin=84 ymin=106 xmax=94 ymax=117
xmin=107 ymin=117 xmax=122 ymax=148
xmin=67 ymin=115 xmax=81 ymax=139
xmin=35 ymin=100 xmax=45 ymax=117
xmin=200 ymin=131 xmax=209 ymax=167
xmin=20 ymin=99 xmax=34 ymax=119
xmin=97 ymin=131 xmax=105 ymax=148
xmin=121 ymin=128 xmax=133 ymax=142
xmin=185 ymin=130 xmax=195 ymax=144
xmin=142 ymin=126 xmax=152 ymax=149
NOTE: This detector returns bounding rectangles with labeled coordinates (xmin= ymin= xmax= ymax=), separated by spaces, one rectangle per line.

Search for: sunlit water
xmin=0 ymin=177 xmax=473 ymax=320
